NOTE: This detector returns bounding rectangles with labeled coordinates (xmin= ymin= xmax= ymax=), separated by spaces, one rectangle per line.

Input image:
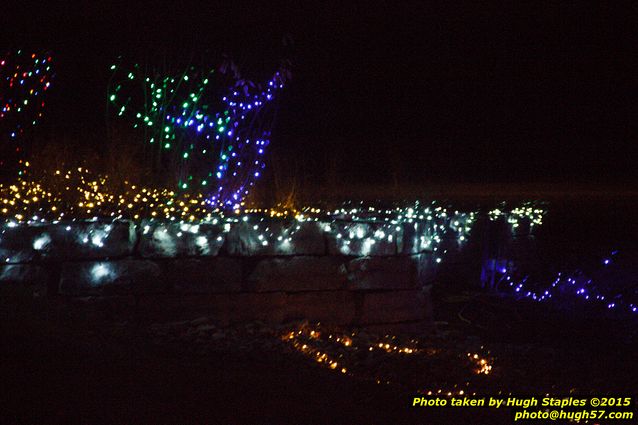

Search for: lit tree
xmin=0 ymin=50 xmax=54 ymax=171
xmin=108 ymin=58 xmax=288 ymax=209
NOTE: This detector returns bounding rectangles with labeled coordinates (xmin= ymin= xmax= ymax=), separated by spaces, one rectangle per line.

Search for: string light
xmin=281 ymin=322 xmax=493 ymax=395
xmin=495 ymin=250 xmax=637 ymax=316
xmin=488 ymin=204 xmax=545 ymax=230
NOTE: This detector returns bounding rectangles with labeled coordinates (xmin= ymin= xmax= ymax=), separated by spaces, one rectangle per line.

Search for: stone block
xmin=163 ymin=258 xmax=242 ymax=293
xmin=0 ymin=224 xmax=45 ymax=263
xmin=415 ymin=253 xmax=436 ymax=285
xmin=221 ymin=292 xmax=288 ymax=323
xmin=59 ymin=259 xmax=164 ymax=295
xmin=223 ymin=219 xmax=325 ymax=256
xmin=0 ymin=221 xmax=135 ymax=263
xmin=138 ymin=221 xmax=226 ymax=258
xmin=347 ymin=256 xmax=418 ymax=290
xmin=0 ymin=264 xmax=48 ymax=297
xmin=244 ymin=256 xmax=347 ymax=292
xmin=326 ymin=221 xmax=399 ymax=256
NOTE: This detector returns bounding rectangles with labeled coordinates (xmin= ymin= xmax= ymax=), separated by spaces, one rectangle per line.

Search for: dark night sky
xmin=2 ymin=1 xmax=638 ymax=186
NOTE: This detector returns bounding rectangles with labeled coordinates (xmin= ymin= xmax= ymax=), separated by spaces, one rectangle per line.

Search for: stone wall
xmin=0 ymin=214 xmax=473 ymax=333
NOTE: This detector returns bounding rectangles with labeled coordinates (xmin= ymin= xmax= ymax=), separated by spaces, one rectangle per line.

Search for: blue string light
xmin=496 ymin=251 xmax=637 ymax=315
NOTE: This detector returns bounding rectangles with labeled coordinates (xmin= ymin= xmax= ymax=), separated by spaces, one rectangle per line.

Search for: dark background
xmin=1 ymin=1 xmax=637 ymax=187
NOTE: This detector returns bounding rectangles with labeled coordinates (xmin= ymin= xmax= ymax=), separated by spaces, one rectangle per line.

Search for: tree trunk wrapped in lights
xmin=107 ymin=59 xmax=288 ymax=210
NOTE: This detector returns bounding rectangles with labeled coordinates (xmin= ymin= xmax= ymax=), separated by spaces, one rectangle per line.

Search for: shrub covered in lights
xmin=0 ymin=166 xmax=216 ymax=222
xmin=107 ymin=59 xmax=288 ymax=209
xmin=0 ymin=50 xmax=54 ymax=170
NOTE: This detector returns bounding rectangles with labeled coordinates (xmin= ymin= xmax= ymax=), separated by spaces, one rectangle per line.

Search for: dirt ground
xmin=2 ymin=284 xmax=636 ymax=424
